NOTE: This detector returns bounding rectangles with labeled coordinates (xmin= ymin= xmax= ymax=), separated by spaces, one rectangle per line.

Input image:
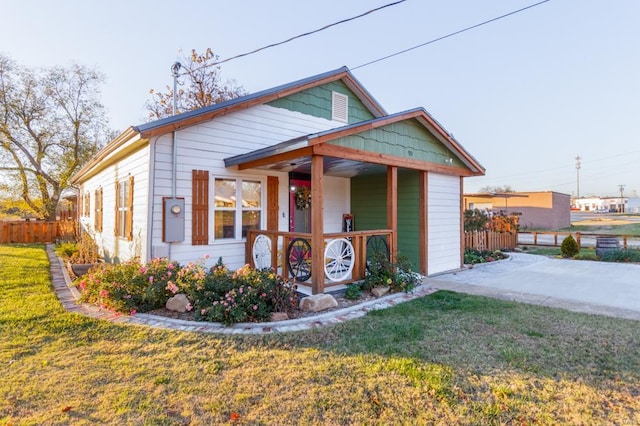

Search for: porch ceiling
xmin=257 ymin=155 xmax=387 ymax=178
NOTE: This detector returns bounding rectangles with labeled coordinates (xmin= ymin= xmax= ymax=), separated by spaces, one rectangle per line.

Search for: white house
xmin=70 ymin=67 xmax=485 ymax=294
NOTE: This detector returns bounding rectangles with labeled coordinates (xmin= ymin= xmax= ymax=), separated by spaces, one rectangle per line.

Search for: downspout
xmin=168 ymin=62 xmax=182 ymax=262
xmin=146 ymin=137 xmax=159 ymax=262
xmin=168 ymin=130 xmax=178 ymax=261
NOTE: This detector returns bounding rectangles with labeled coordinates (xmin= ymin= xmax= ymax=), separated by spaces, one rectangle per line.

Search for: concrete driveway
xmin=428 ymin=253 xmax=640 ymax=321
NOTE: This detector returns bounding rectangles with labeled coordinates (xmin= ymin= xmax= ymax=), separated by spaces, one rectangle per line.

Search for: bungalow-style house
xmin=70 ymin=67 xmax=484 ymax=294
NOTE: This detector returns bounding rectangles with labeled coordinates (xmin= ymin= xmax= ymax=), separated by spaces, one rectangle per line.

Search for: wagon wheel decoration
xmin=287 ymin=238 xmax=312 ymax=282
xmin=324 ymin=238 xmax=355 ymax=282
xmin=252 ymin=234 xmax=272 ymax=270
xmin=366 ymin=235 xmax=390 ymax=271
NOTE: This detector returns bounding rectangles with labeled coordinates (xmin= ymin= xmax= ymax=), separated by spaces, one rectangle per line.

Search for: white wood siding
xmin=150 ymin=104 xmax=338 ymax=269
xmin=428 ymin=173 xmax=461 ymax=274
xmin=322 ymin=176 xmax=350 ymax=233
xmin=79 ymin=145 xmax=150 ymax=262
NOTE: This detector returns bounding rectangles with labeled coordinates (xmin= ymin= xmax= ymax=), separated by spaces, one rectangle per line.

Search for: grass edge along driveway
xmin=1 ymin=243 xmax=639 ymax=425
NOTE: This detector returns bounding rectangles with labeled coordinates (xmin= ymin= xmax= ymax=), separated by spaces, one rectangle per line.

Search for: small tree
xmin=146 ymin=48 xmax=246 ymax=120
xmin=464 ymin=209 xmax=489 ymax=232
xmin=561 ymin=235 xmax=579 ymax=258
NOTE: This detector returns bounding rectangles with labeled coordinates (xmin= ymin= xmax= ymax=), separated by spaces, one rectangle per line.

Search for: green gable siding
xmin=267 ymin=80 xmax=375 ymax=124
xmin=330 ymin=119 xmax=465 ymax=168
xmin=350 ymin=171 xmax=421 ymax=269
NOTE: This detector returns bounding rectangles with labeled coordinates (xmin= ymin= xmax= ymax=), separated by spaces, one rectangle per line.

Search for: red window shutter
xmin=267 ymin=176 xmax=279 ymax=231
xmin=126 ymin=176 xmax=134 ymax=241
xmin=192 ymin=170 xmax=209 ymax=245
xmin=94 ymin=188 xmax=103 ymax=232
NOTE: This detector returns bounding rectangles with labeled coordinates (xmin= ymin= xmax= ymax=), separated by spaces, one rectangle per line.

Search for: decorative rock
xmin=166 ymin=294 xmax=190 ymax=312
xmin=270 ymin=312 xmax=289 ymax=322
xmin=371 ymin=286 xmax=390 ymax=297
xmin=299 ymin=294 xmax=338 ymax=312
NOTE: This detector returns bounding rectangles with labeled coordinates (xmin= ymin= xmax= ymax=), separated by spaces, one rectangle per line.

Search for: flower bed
xmin=464 ymin=249 xmax=509 ymax=265
xmin=74 ymin=257 xmax=298 ymax=325
xmin=73 ymin=253 xmax=421 ymax=325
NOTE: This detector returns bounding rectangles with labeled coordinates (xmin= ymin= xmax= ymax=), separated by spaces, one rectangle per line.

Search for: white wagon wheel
xmin=324 ymin=238 xmax=355 ymax=282
xmin=252 ymin=234 xmax=272 ymax=270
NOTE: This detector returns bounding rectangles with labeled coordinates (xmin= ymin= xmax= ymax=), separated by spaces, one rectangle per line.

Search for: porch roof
xmin=224 ymin=108 xmax=485 ymax=178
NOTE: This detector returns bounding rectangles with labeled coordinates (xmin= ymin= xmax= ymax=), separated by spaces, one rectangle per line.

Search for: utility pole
xmin=171 ymin=62 xmax=182 ymax=115
xmin=618 ymin=184 xmax=625 ymax=213
xmin=575 ymin=155 xmax=581 ymax=198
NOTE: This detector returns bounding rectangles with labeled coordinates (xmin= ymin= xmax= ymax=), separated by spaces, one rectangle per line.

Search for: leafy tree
xmin=0 ymin=55 xmax=108 ymax=220
xmin=464 ymin=209 xmax=489 ymax=232
xmin=146 ymin=48 xmax=246 ymax=120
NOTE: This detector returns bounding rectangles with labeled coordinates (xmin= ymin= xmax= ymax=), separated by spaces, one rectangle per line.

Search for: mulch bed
xmin=147 ymin=291 xmax=380 ymax=322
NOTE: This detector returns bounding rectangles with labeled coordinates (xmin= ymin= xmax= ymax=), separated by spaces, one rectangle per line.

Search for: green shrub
xmin=76 ymin=256 xmax=299 ymax=325
xmin=363 ymin=253 xmax=419 ymax=293
xmin=75 ymin=257 xmax=181 ymax=314
xmin=55 ymin=241 xmax=78 ymax=259
xmin=560 ymin=235 xmax=579 ymax=258
xmin=600 ymin=249 xmax=640 ymax=263
xmin=194 ymin=265 xmax=298 ymax=325
xmin=573 ymin=250 xmax=599 ymax=261
xmin=464 ymin=209 xmax=488 ymax=232
xmin=464 ymin=249 xmax=508 ymax=264
xmin=344 ymin=283 xmax=363 ymax=300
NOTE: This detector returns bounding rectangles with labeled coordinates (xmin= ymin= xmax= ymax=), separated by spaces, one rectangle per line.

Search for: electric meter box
xmin=163 ymin=197 xmax=185 ymax=242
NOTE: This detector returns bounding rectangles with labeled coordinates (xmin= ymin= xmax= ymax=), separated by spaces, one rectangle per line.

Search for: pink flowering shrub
xmin=75 ymin=257 xmax=182 ymax=314
xmin=74 ymin=257 xmax=298 ymax=325
xmin=195 ymin=264 xmax=298 ymax=325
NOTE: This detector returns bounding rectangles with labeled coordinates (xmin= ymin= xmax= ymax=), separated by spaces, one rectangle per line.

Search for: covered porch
xmin=225 ymin=109 xmax=484 ymax=294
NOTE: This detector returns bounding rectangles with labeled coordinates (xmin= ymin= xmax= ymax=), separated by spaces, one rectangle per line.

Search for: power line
xmin=183 ymin=0 xmax=407 ymax=76
xmin=352 ymin=0 xmax=551 ymax=70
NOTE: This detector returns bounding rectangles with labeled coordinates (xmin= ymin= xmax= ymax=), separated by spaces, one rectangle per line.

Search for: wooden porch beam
xmin=312 ymin=143 xmax=473 ymax=177
xmin=419 ymin=171 xmax=428 ymax=275
xmin=236 ymin=147 xmax=313 ymax=170
xmin=311 ymin=155 xmax=325 ymax=294
xmin=387 ymin=166 xmax=398 ymax=261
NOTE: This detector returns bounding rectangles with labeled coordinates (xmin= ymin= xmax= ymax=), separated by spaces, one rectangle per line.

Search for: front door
xmin=289 ymin=179 xmax=311 ymax=232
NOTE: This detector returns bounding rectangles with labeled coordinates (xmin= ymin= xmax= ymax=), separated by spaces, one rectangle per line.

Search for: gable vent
xmin=332 ymin=91 xmax=348 ymax=123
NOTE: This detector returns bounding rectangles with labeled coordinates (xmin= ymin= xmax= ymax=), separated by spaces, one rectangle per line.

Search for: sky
xmin=2 ymin=0 xmax=639 ymax=197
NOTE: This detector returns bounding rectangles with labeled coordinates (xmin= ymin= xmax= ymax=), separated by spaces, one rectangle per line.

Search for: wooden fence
xmin=465 ymin=231 xmax=518 ymax=251
xmin=0 ymin=220 xmax=77 ymax=244
xmin=518 ymin=231 xmax=640 ymax=249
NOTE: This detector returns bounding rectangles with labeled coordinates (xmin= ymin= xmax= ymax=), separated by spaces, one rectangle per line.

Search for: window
xmin=213 ymin=177 xmax=263 ymax=240
xmin=115 ymin=176 xmax=134 ymax=240
xmin=94 ymin=187 xmax=103 ymax=232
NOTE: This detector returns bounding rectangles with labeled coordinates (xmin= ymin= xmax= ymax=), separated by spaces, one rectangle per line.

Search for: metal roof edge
xmin=134 ymin=66 xmax=353 ymax=134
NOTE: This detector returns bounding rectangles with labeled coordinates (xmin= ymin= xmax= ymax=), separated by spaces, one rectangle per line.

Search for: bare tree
xmin=478 ymin=185 xmax=515 ymax=194
xmin=0 ymin=54 xmax=108 ymax=220
xmin=146 ymin=48 xmax=246 ymax=120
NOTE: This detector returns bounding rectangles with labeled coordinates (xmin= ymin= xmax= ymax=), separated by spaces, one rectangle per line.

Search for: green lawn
xmin=2 ymin=244 xmax=639 ymax=424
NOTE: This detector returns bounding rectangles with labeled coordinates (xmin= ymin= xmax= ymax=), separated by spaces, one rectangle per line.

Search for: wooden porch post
xmin=311 ymin=155 xmax=325 ymax=294
xmin=459 ymin=177 xmax=465 ymax=268
xmin=419 ymin=171 xmax=428 ymax=275
xmin=387 ymin=166 xmax=398 ymax=261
